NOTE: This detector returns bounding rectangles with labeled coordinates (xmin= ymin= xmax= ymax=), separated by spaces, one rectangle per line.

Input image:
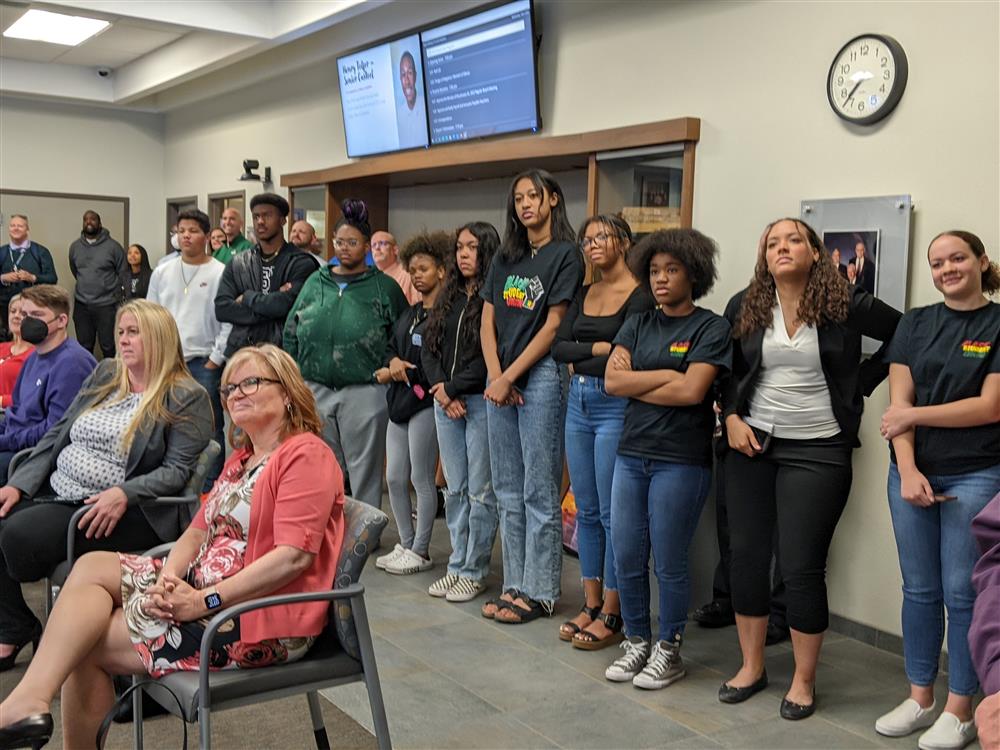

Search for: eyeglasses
xmin=371 ymin=240 xmax=393 ymax=249
xmin=581 ymin=233 xmax=613 ymax=250
xmin=220 ymin=376 xmax=281 ymax=399
xmin=334 ymin=238 xmax=363 ymax=249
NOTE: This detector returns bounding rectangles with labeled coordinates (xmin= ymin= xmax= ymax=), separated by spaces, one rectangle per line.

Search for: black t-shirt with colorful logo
xmin=886 ymin=300 xmax=1000 ymax=475
xmin=613 ymin=306 xmax=732 ymax=465
xmin=482 ymin=240 xmax=584 ymax=384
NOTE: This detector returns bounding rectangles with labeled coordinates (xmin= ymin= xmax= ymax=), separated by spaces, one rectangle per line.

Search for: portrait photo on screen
xmin=392 ymin=41 xmax=429 ymax=150
xmin=823 ymin=229 xmax=880 ymax=297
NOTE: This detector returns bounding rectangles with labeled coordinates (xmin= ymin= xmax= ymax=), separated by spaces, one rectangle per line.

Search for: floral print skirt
xmin=119 ymin=553 xmax=314 ymax=679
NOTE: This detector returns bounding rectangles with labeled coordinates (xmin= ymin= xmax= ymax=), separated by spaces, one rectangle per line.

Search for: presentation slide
xmin=337 ymin=33 xmax=429 ymax=158
xmin=421 ymin=0 xmax=539 ymax=145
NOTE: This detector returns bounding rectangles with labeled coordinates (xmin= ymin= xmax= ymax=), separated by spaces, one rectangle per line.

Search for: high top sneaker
xmin=632 ymin=633 xmax=686 ymax=690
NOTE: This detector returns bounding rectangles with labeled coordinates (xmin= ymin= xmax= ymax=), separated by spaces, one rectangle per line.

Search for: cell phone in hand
xmin=933 ymin=494 xmax=957 ymax=502
xmin=743 ymin=416 xmax=774 ymax=454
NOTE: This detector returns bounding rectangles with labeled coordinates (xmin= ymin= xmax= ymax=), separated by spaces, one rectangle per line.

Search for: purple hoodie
xmin=970 ymin=490 xmax=1000 ymax=695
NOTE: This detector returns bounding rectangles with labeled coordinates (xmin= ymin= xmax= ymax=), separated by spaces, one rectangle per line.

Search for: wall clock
xmin=827 ymin=33 xmax=908 ymax=125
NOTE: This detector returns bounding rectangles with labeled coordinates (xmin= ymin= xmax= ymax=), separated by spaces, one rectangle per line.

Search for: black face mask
xmin=20 ymin=316 xmax=51 ymax=345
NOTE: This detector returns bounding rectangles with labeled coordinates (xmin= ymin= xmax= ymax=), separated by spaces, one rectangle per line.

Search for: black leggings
xmin=0 ymin=499 xmax=160 ymax=643
xmin=725 ymin=435 xmax=853 ymax=635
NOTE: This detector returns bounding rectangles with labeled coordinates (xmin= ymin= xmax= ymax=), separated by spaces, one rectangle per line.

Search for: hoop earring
xmin=286 ymin=402 xmax=293 ymax=414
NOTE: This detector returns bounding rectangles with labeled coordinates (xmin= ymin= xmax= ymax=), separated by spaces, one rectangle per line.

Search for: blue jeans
xmin=888 ymin=462 xmax=1000 ymax=695
xmin=435 ymin=397 xmax=498 ymax=581
xmin=486 ymin=356 xmax=567 ymax=606
xmin=564 ymin=374 xmax=625 ymax=589
xmin=187 ymin=357 xmax=225 ymax=490
xmin=611 ymin=454 xmax=711 ymax=642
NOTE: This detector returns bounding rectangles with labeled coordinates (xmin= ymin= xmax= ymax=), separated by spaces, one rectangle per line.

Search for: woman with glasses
xmin=552 ymin=215 xmax=652 ymax=649
xmin=480 ymin=169 xmax=584 ymax=624
xmin=0 ymin=345 xmax=344 ymax=750
xmin=284 ymin=199 xmax=408 ymax=508
xmin=0 ymin=300 xmax=212 ymax=678
xmin=0 ymin=296 xmax=33 ymax=412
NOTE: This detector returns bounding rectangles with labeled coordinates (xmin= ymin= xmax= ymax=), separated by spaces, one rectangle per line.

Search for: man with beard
xmin=395 ymin=50 xmax=428 ymax=149
xmin=215 ymin=193 xmax=317 ymax=357
xmin=289 ymin=219 xmax=326 ymax=269
xmin=372 ymin=230 xmax=420 ymax=304
xmin=68 ymin=210 xmax=126 ymax=357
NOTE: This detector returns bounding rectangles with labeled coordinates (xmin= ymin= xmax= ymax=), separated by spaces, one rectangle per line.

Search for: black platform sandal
xmin=572 ymin=611 xmax=625 ymax=651
xmin=559 ymin=601 xmax=603 ymax=642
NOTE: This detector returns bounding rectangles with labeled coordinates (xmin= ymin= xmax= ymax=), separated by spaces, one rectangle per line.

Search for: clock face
xmin=827 ymin=34 xmax=908 ymax=125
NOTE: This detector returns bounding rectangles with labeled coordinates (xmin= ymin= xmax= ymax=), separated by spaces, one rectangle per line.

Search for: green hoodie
xmin=213 ymin=233 xmax=254 ymax=265
xmin=284 ymin=267 xmax=407 ymax=389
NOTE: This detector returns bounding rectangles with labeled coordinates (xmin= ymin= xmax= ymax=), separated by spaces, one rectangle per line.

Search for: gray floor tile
xmin=709 ymin=715 xmax=883 ymax=748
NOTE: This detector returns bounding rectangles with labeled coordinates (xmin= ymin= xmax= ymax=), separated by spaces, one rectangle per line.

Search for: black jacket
xmin=215 ymin=242 xmax=317 ymax=357
xmin=720 ymin=284 xmax=901 ymax=447
xmin=385 ymin=303 xmax=433 ymax=424
xmin=421 ymin=294 xmax=488 ymax=398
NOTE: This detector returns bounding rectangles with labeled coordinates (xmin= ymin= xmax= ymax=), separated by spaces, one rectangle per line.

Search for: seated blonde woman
xmin=0 ymin=300 xmax=212 ymax=680
xmin=0 ymin=344 xmax=344 ymax=750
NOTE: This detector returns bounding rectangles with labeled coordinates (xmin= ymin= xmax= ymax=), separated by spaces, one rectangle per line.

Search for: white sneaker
xmin=917 ymin=712 xmax=977 ymax=750
xmin=428 ymin=573 xmax=459 ymax=597
xmin=605 ymin=636 xmax=650 ymax=682
xmin=446 ymin=577 xmax=486 ymax=602
xmin=632 ymin=636 xmax=686 ymax=690
xmin=385 ymin=548 xmax=433 ymax=575
xmin=374 ymin=543 xmax=404 ymax=570
xmin=875 ymin=698 xmax=936 ymax=737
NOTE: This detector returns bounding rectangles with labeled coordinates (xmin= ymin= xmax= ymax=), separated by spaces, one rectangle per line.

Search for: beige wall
xmin=2 ymin=0 xmax=997 ymax=635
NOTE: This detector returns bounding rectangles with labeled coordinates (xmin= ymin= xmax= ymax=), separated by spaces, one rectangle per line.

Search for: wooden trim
xmin=324 ymin=185 xmax=336 ymax=259
xmin=206 ymin=190 xmax=245 ymax=202
xmin=282 ymin=117 xmax=700 ymax=188
xmin=680 ymin=141 xmax=697 ymax=228
xmin=0 ymin=188 xmax=130 ymax=246
xmin=586 ymin=154 xmax=599 ymax=218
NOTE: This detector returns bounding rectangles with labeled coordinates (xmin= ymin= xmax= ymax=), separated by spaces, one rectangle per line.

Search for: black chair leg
xmin=306 ymin=692 xmax=331 ymax=750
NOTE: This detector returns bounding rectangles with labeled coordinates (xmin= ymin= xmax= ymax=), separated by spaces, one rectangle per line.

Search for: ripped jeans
xmin=435 ymin=396 xmax=498 ymax=581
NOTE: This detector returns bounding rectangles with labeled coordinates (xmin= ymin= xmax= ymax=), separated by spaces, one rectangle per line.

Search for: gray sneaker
xmin=605 ymin=636 xmax=650 ymax=682
xmin=633 ymin=635 xmax=686 ymax=690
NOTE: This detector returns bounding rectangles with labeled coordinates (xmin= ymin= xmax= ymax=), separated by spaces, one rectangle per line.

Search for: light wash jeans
xmin=564 ymin=374 xmax=626 ymax=588
xmin=435 ymin=396 xmax=498 ymax=581
xmin=888 ymin=461 xmax=1000 ymax=695
xmin=611 ymin=454 xmax=711 ymax=642
xmin=386 ymin=407 xmax=439 ymax=558
xmin=486 ymin=356 xmax=567 ymax=607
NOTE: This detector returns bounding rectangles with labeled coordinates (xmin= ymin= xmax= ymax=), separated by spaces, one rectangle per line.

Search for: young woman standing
xmin=552 ymin=215 xmax=652 ymax=649
xmin=423 ymin=222 xmax=500 ymax=602
xmin=480 ymin=169 xmax=583 ymax=623
xmin=719 ymin=218 xmax=900 ymax=719
xmin=875 ymin=230 xmax=1000 ymax=750
xmin=602 ymin=229 xmax=730 ymax=688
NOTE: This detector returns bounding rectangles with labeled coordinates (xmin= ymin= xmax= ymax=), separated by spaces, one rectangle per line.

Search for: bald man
xmin=214 ymin=208 xmax=254 ymax=265
xmin=290 ymin=220 xmax=325 ymax=268
xmin=371 ymin=230 xmax=419 ymax=304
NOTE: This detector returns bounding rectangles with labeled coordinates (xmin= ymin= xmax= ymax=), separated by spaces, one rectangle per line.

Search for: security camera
xmin=96 ymin=67 xmax=112 ymax=78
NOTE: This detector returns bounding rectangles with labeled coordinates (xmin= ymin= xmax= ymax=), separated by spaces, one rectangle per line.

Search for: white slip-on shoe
xmin=375 ymin=543 xmax=405 ymax=570
xmin=917 ymin=711 xmax=977 ymax=750
xmin=385 ymin=548 xmax=433 ymax=575
xmin=428 ymin=574 xmax=460 ymax=598
xmin=876 ymin=698 xmax=937 ymax=737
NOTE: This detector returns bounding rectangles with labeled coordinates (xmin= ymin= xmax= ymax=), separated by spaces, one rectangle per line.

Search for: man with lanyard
xmin=0 ymin=215 xmax=57 ymax=338
xmin=213 ymin=207 xmax=254 ymax=265
xmin=214 ymin=193 xmax=317 ymax=357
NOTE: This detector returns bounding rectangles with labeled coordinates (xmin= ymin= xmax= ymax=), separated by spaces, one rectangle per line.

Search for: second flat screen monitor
xmin=337 ymin=33 xmax=429 ymax=158
xmin=421 ymin=0 xmax=540 ymax=145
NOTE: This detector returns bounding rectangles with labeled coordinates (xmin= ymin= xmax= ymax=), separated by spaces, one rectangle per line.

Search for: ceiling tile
xmin=0 ymin=37 xmax=65 ymax=63
xmin=71 ymin=23 xmax=183 ymax=55
xmin=54 ymin=45 xmax=139 ymax=68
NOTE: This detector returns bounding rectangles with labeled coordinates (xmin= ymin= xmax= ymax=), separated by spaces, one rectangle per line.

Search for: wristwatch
xmin=204 ymin=588 xmax=223 ymax=611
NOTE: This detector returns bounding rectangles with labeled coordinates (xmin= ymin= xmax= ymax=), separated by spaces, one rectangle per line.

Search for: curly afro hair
xmin=627 ymin=228 xmax=719 ymax=301
xmin=399 ymin=230 xmax=451 ymax=270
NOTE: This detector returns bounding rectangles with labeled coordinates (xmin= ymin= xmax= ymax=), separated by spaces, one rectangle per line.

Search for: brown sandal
xmin=572 ymin=612 xmax=624 ymax=651
xmin=559 ymin=602 xmax=603 ymax=642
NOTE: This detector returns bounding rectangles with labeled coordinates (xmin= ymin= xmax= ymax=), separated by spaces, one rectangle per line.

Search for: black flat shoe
xmin=0 ymin=621 xmax=42 ymax=673
xmin=718 ymin=670 xmax=768 ymax=704
xmin=692 ymin=600 xmax=736 ymax=628
xmin=780 ymin=692 xmax=816 ymax=720
xmin=0 ymin=713 xmax=53 ymax=750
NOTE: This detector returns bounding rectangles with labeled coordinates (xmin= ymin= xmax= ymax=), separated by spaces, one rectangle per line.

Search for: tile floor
xmin=322 ymin=514 xmax=972 ymax=750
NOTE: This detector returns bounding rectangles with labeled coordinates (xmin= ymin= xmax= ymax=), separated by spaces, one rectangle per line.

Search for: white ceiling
xmin=0 ymin=0 xmax=390 ymax=110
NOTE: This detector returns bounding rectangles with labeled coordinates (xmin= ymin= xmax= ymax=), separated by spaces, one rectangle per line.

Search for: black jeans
xmin=725 ymin=435 xmax=853 ymax=635
xmin=73 ymin=301 xmax=118 ymax=358
xmin=0 ymin=499 xmax=160 ymax=643
xmin=710 ymin=450 xmax=787 ymax=627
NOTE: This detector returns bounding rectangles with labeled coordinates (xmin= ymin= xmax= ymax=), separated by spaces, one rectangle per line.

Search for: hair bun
xmin=341 ymin=198 xmax=369 ymax=225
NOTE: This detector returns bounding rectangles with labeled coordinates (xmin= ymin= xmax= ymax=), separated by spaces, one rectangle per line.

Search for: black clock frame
xmin=827 ymin=33 xmax=908 ymax=126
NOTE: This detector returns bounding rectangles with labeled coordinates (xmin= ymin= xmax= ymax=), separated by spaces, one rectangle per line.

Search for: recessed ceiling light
xmin=3 ymin=9 xmax=110 ymax=46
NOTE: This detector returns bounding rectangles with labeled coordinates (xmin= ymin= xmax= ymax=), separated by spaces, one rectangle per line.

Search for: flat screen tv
xmin=420 ymin=0 xmax=540 ymax=145
xmin=337 ymin=33 xmax=430 ymax=158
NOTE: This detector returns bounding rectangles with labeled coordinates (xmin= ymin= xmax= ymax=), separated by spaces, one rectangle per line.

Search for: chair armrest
xmin=65 ymin=505 xmax=90 ymax=566
xmin=155 ymin=496 xmax=199 ymax=505
xmin=197 ymin=584 xmax=367 ymax=696
xmin=144 ymin=542 xmax=176 ymax=560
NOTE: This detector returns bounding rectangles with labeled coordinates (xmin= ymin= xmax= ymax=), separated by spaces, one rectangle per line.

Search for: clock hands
xmin=843 ymin=80 xmax=863 ymax=106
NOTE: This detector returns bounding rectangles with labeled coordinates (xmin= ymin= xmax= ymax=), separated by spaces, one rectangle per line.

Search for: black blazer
xmin=9 ymin=359 xmax=213 ymax=541
xmin=720 ymin=284 xmax=901 ymax=447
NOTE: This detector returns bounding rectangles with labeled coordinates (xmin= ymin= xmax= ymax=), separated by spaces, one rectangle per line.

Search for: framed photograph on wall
xmin=822 ymin=229 xmax=880 ymax=297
